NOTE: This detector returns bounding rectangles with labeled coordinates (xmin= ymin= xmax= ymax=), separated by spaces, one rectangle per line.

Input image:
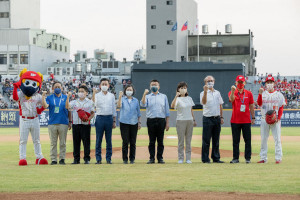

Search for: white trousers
xmin=19 ymin=117 xmax=43 ymax=160
xmin=260 ymin=119 xmax=283 ymax=161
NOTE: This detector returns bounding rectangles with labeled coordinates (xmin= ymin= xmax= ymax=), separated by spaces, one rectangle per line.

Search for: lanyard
xmin=237 ymin=92 xmax=245 ymax=104
xmin=53 ymin=94 xmax=62 ymax=107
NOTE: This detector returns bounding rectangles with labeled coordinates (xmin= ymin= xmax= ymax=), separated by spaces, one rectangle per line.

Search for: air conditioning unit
xmin=47 ymin=67 xmax=55 ymax=75
xmin=9 ymin=64 xmax=14 ymax=69
xmin=56 ymin=67 xmax=63 ymax=75
xmin=66 ymin=67 xmax=74 ymax=75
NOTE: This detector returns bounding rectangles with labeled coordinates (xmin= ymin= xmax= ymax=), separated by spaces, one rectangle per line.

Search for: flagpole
xmin=197 ymin=31 xmax=199 ymax=62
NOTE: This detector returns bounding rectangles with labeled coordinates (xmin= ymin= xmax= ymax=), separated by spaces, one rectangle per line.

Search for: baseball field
xmin=0 ymin=127 xmax=299 ymax=200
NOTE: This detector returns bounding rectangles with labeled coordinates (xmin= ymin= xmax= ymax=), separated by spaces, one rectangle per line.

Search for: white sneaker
xmin=186 ymin=160 xmax=192 ymax=164
xmin=178 ymin=160 xmax=183 ymax=164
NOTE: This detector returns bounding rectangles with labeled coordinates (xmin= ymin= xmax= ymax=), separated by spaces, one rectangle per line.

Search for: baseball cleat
xmin=257 ymin=160 xmax=267 ymax=163
xmin=275 ymin=160 xmax=282 ymax=164
xmin=36 ymin=158 xmax=48 ymax=165
xmin=19 ymin=159 xmax=27 ymax=166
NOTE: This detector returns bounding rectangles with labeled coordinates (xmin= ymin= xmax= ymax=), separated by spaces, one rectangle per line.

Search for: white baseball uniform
xmin=259 ymin=90 xmax=286 ymax=161
xmin=18 ymin=91 xmax=44 ymax=160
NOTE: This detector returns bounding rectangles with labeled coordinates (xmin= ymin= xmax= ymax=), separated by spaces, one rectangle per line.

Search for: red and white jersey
xmin=18 ymin=91 xmax=42 ymax=117
xmin=261 ymin=91 xmax=285 ymax=116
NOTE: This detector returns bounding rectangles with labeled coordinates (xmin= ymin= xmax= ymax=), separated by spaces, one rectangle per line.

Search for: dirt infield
xmin=65 ymin=146 xmax=256 ymax=160
xmin=1 ymin=191 xmax=299 ymax=200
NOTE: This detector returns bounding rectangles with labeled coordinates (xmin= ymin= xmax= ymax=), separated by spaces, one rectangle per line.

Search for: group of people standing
xmin=41 ymin=74 xmax=284 ymax=165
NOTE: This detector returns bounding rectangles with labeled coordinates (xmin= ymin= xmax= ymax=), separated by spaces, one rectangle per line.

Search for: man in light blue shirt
xmin=140 ymin=79 xmax=170 ymax=164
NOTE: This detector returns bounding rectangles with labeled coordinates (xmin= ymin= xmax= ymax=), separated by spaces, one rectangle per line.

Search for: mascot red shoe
xmin=13 ymin=68 xmax=48 ymax=166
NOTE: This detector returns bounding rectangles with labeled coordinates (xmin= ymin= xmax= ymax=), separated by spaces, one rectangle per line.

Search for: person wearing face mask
xmin=42 ymin=81 xmax=72 ymax=165
xmin=228 ymin=75 xmax=255 ymax=164
xmin=141 ymin=79 xmax=170 ymax=164
xmin=66 ymin=85 xmax=95 ymax=164
xmin=117 ymin=84 xmax=141 ymax=164
xmin=257 ymin=75 xmax=285 ymax=164
xmin=171 ymin=82 xmax=196 ymax=164
xmin=92 ymin=78 xmax=117 ymax=164
xmin=200 ymin=76 xmax=224 ymax=164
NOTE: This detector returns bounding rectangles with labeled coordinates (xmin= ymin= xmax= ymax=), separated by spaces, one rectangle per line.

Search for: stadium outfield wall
xmin=1 ymin=109 xmax=300 ymax=128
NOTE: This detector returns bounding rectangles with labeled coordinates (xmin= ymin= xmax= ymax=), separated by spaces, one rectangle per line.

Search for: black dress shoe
xmin=147 ymin=159 xmax=155 ymax=164
xmin=106 ymin=160 xmax=112 ymax=164
xmin=158 ymin=159 xmax=165 ymax=164
xmin=130 ymin=160 xmax=135 ymax=164
xmin=72 ymin=161 xmax=80 ymax=164
xmin=51 ymin=161 xmax=57 ymax=165
xmin=230 ymin=159 xmax=239 ymax=164
xmin=95 ymin=160 xmax=102 ymax=164
xmin=59 ymin=159 xmax=65 ymax=165
xmin=202 ymin=160 xmax=211 ymax=164
xmin=84 ymin=160 xmax=90 ymax=164
xmin=213 ymin=160 xmax=225 ymax=163
xmin=123 ymin=161 xmax=128 ymax=164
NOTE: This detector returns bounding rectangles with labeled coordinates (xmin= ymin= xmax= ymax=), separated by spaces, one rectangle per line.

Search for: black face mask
xmin=20 ymin=83 xmax=39 ymax=97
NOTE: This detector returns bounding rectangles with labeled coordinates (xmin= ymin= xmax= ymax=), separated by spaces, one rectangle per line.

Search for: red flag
xmin=181 ymin=21 xmax=188 ymax=31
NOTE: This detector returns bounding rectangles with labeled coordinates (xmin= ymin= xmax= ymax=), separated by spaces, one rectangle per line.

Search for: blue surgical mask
xmin=54 ymin=88 xmax=61 ymax=95
xmin=151 ymin=86 xmax=158 ymax=93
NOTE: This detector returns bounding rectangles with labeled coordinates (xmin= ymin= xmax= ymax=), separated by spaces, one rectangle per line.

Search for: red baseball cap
xmin=236 ymin=75 xmax=245 ymax=82
xmin=265 ymin=76 xmax=275 ymax=82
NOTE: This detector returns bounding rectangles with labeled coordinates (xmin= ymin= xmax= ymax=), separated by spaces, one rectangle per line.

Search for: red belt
xmin=21 ymin=116 xmax=37 ymax=119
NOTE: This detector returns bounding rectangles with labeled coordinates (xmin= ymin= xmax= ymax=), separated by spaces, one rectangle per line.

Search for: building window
xmin=166 ymin=1 xmax=173 ymax=5
xmin=20 ymin=54 xmax=28 ymax=64
xmin=33 ymin=37 xmax=36 ymax=45
xmin=65 ymin=46 xmax=67 ymax=52
xmin=151 ymin=25 xmax=156 ymax=29
xmin=151 ymin=45 xmax=156 ymax=49
xmin=167 ymin=40 xmax=173 ymax=45
xmin=0 ymin=12 xmax=9 ymax=18
xmin=166 ymin=20 xmax=173 ymax=25
xmin=60 ymin=45 xmax=62 ymax=51
xmin=151 ymin=5 xmax=156 ymax=9
xmin=9 ymin=54 xmax=18 ymax=64
xmin=217 ymin=42 xmax=223 ymax=47
xmin=0 ymin=54 xmax=7 ymax=64
xmin=55 ymin=43 xmax=57 ymax=50
xmin=211 ymin=42 xmax=217 ymax=48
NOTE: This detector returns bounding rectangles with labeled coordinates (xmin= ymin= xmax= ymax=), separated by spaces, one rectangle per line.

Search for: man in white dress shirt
xmin=200 ymin=76 xmax=224 ymax=163
xmin=92 ymin=78 xmax=117 ymax=164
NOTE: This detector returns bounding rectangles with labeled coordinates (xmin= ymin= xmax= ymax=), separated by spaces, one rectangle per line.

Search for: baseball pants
xmin=260 ymin=119 xmax=283 ymax=161
xmin=19 ymin=117 xmax=43 ymax=160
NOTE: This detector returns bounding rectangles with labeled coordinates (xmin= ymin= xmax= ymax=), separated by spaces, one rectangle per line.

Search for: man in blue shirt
xmin=42 ymin=81 xmax=71 ymax=165
xmin=141 ymin=80 xmax=170 ymax=164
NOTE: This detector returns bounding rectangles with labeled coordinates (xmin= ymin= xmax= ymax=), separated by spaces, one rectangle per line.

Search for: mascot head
xmin=19 ymin=68 xmax=43 ymax=99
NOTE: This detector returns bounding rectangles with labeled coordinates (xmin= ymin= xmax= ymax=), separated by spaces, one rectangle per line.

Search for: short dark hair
xmin=123 ymin=84 xmax=135 ymax=96
xmin=79 ymin=85 xmax=89 ymax=93
xmin=177 ymin=81 xmax=188 ymax=97
xmin=100 ymin=78 xmax=109 ymax=84
xmin=52 ymin=81 xmax=62 ymax=88
xmin=150 ymin=79 xmax=159 ymax=84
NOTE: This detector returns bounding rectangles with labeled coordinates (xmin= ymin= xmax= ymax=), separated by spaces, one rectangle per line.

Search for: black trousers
xmin=147 ymin=118 xmax=166 ymax=160
xmin=72 ymin=124 xmax=91 ymax=162
xmin=120 ymin=122 xmax=138 ymax=162
xmin=202 ymin=116 xmax=221 ymax=162
xmin=231 ymin=123 xmax=252 ymax=160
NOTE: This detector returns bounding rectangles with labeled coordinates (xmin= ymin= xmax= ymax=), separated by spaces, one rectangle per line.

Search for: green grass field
xmin=0 ymin=127 xmax=299 ymax=194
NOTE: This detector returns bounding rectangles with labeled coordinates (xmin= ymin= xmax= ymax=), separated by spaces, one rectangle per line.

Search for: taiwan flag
xmin=181 ymin=21 xmax=188 ymax=31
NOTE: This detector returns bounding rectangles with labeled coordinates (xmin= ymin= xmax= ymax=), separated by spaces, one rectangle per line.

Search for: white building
xmin=94 ymin=49 xmax=115 ymax=62
xmin=0 ymin=0 xmax=40 ymax=29
xmin=146 ymin=0 xmax=198 ymax=64
xmin=0 ymin=29 xmax=70 ymax=75
xmin=133 ymin=47 xmax=146 ymax=62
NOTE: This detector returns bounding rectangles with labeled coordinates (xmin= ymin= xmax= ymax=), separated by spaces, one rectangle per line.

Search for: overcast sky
xmin=40 ymin=0 xmax=300 ymax=76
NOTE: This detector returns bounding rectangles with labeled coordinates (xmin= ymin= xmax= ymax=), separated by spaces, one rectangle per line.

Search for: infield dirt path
xmin=0 ymin=191 xmax=299 ymax=200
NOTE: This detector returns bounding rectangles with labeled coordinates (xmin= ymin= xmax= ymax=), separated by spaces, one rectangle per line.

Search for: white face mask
xmin=126 ymin=91 xmax=133 ymax=97
xmin=266 ymin=83 xmax=274 ymax=90
xmin=78 ymin=92 xmax=85 ymax=99
xmin=179 ymin=88 xmax=187 ymax=95
xmin=101 ymin=85 xmax=108 ymax=92
xmin=208 ymin=82 xmax=214 ymax=88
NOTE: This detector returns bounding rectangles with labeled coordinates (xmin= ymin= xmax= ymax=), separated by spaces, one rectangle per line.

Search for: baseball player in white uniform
xmin=257 ymin=75 xmax=285 ymax=164
xmin=13 ymin=69 xmax=48 ymax=166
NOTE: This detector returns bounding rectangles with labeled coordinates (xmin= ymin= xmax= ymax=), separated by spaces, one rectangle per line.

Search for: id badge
xmin=240 ymin=105 xmax=246 ymax=112
xmin=54 ymin=106 xmax=60 ymax=113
